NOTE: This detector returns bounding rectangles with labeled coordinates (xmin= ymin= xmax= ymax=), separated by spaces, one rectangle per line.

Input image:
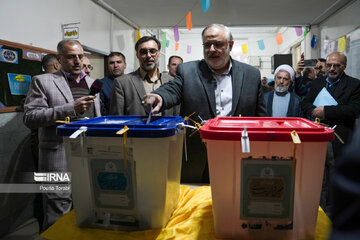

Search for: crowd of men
xmin=23 ymin=24 xmax=360 ymax=236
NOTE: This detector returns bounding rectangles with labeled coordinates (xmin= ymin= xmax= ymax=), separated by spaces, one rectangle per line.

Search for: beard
xmin=204 ymin=46 xmax=231 ymax=72
xmin=142 ymin=60 xmax=158 ymax=72
xmin=327 ymin=70 xmax=341 ymax=82
xmin=275 ymin=84 xmax=289 ymax=93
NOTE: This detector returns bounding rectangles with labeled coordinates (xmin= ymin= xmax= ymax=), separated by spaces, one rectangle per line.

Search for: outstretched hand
xmin=142 ymin=94 xmax=163 ymax=114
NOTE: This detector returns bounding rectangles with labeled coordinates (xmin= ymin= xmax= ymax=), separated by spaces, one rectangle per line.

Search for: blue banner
xmin=7 ymin=73 xmax=31 ymax=95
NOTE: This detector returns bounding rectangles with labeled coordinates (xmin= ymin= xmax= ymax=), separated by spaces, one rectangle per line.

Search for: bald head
xmin=327 ymin=52 xmax=347 ymax=65
xmin=326 ymin=52 xmax=347 ymax=81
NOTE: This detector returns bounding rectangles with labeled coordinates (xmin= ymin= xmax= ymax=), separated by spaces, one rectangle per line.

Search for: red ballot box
xmin=200 ymin=117 xmax=333 ymax=240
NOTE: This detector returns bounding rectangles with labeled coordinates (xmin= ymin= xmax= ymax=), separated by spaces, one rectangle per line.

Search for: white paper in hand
xmin=313 ymin=87 xmax=338 ymax=107
xmin=146 ymin=106 xmax=153 ymax=124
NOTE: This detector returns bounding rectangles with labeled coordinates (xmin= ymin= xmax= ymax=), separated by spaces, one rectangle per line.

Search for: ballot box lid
xmin=57 ymin=115 xmax=184 ymax=138
xmin=200 ymin=117 xmax=334 ymax=142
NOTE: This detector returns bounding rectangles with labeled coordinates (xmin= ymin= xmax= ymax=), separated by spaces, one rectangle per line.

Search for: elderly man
xmin=23 ymin=39 xmax=101 ymax=231
xmin=110 ymin=36 xmax=175 ymax=116
xmin=302 ymin=51 xmax=360 ymax=214
xmin=264 ymin=64 xmax=302 ymax=117
xmin=82 ymin=56 xmax=93 ymax=77
xmin=100 ymin=52 xmax=127 ymax=115
xmin=144 ymin=24 xmax=267 ymax=183
xmin=167 ymin=55 xmax=183 ymax=77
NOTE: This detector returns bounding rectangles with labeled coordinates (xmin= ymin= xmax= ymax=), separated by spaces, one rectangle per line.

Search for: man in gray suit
xmin=23 ymin=39 xmax=101 ymax=231
xmin=144 ymin=24 xmax=267 ymax=183
xmin=110 ymin=36 xmax=176 ymax=116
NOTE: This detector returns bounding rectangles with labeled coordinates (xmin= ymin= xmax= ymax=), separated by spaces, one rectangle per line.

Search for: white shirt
xmin=211 ymin=62 xmax=233 ymax=116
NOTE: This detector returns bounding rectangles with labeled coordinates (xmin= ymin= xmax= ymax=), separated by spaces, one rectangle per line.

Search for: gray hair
xmin=41 ymin=54 xmax=58 ymax=70
xmin=57 ymin=40 xmax=82 ymax=54
xmin=201 ymin=24 xmax=233 ymax=42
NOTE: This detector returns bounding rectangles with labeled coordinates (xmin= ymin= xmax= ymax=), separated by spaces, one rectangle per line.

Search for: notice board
xmin=0 ymin=39 xmax=55 ymax=107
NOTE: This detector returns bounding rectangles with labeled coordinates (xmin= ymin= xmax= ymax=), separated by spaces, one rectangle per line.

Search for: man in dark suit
xmin=110 ymin=36 xmax=175 ymax=116
xmin=23 ymin=40 xmax=101 ymax=231
xmin=100 ymin=52 xmax=127 ymax=115
xmin=301 ymin=51 xmax=360 ymax=214
xmin=302 ymin=52 xmax=360 ymax=158
xmin=144 ymin=24 xmax=267 ymax=183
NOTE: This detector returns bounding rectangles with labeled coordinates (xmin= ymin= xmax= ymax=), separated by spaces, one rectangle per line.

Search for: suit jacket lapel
xmin=52 ymin=71 xmax=74 ymax=102
xmin=84 ymin=75 xmax=93 ymax=91
xmin=84 ymin=76 xmax=101 ymax=116
xmin=198 ymin=61 xmax=216 ymax=116
xmin=332 ymin=74 xmax=347 ymax=100
xmin=267 ymin=92 xmax=274 ymax=116
xmin=132 ymin=69 xmax=147 ymax=100
xmin=230 ymin=61 xmax=244 ymax=116
xmin=287 ymin=93 xmax=295 ymax=117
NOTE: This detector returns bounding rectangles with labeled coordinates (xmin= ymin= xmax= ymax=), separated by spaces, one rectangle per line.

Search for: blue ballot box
xmin=57 ymin=116 xmax=185 ymax=231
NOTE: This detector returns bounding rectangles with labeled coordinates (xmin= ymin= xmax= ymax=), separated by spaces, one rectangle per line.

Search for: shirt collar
xmin=139 ymin=67 xmax=160 ymax=82
xmin=326 ymin=72 xmax=344 ymax=88
xmin=61 ymin=69 xmax=86 ymax=82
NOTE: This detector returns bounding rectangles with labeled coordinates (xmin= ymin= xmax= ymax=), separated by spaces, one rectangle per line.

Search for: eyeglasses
xmin=326 ymin=63 xmax=342 ymax=68
xmin=139 ymin=48 xmax=158 ymax=56
xmin=314 ymin=66 xmax=323 ymax=70
xmin=82 ymin=64 xmax=93 ymax=70
xmin=63 ymin=54 xmax=84 ymax=60
xmin=202 ymin=41 xmax=227 ymax=50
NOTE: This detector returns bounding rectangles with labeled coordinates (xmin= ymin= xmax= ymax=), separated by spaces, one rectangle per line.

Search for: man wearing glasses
xmin=301 ymin=51 xmax=360 ymax=214
xmin=82 ymin=56 xmax=93 ymax=77
xmin=23 ymin=39 xmax=101 ymax=231
xmin=143 ymin=24 xmax=267 ymax=183
xmin=110 ymin=36 xmax=176 ymax=115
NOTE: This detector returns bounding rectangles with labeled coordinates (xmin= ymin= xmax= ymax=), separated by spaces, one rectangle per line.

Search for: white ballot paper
xmin=313 ymin=87 xmax=338 ymax=107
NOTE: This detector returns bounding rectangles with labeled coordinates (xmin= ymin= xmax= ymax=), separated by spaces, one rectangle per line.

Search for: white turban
xmin=274 ymin=64 xmax=295 ymax=81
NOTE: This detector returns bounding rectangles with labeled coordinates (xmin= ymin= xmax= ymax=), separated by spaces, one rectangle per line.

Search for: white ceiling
xmin=94 ymin=0 xmax=353 ymax=29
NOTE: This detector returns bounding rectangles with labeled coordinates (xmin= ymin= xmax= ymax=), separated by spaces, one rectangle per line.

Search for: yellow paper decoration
xmin=338 ymin=36 xmax=346 ymax=52
xmin=136 ymin=30 xmax=141 ymax=41
xmin=241 ymin=44 xmax=248 ymax=54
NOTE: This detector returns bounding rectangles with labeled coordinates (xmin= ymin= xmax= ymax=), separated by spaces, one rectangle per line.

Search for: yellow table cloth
xmin=41 ymin=186 xmax=331 ymax=240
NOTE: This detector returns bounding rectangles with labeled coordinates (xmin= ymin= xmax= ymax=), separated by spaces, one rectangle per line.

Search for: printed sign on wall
xmin=63 ymin=27 xmax=79 ymax=39
xmin=0 ymin=49 xmax=18 ymax=64
xmin=23 ymin=49 xmax=42 ymax=61
xmin=7 ymin=73 xmax=32 ymax=95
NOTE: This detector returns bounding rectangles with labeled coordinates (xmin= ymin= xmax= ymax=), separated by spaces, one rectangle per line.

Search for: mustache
xmin=208 ymin=52 xmax=220 ymax=56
